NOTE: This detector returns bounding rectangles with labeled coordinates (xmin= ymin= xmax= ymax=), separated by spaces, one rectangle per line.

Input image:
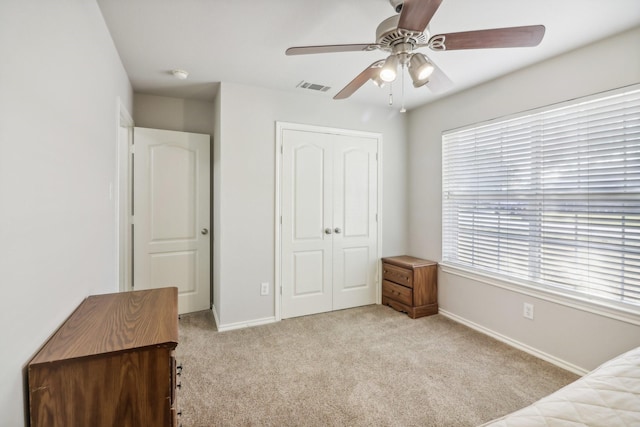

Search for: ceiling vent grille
xmin=296 ymin=81 xmax=331 ymax=92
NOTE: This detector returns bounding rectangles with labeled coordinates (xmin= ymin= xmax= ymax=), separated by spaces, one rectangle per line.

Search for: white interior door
xmin=280 ymin=127 xmax=378 ymax=319
xmin=281 ymin=130 xmax=333 ymax=318
xmin=133 ymin=127 xmax=210 ymax=314
xmin=332 ymin=136 xmax=378 ymax=310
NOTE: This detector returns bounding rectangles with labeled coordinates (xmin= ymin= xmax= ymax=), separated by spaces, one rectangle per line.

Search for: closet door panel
xmin=281 ymin=130 xmax=333 ymax=318
xmin=332 ymin=135 xmax=378 ymax=310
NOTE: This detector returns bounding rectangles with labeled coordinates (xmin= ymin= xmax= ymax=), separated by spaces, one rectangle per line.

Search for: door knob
xmin=201 ymin=228 xmax=209 ymax=235
xmin=334 ymin=227 xmax=342 ymax=234
xmin=324 ymin=228 xmax=333 ymax=234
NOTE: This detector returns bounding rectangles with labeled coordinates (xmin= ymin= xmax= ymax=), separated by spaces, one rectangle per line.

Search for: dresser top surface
xmin=382 ymin=255 xmax=437 ymax=269
xmin=30 ymin=287 xmax=178 ymax=365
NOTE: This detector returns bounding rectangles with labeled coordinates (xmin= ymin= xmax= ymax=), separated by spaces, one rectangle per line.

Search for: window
xmin=442 ymin=86 xmax=640 ymax=312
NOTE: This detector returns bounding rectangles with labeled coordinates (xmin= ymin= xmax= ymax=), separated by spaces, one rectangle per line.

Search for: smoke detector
xmin=172 ymin=69 xmax=189 ymax=80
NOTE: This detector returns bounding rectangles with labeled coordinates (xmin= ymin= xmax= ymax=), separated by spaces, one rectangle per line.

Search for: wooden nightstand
xmin=381 ymin=256 xmax=438 ymax=318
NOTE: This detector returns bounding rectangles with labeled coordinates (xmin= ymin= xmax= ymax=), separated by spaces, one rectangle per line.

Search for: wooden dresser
xmin=381 ymin=256 xmax=438 ymax=318
xmin=28 ymin=287 xmax=179 ymax=427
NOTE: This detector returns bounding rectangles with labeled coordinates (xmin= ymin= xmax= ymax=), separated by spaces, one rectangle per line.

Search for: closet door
xmin=280 ymin=127 xmax=378 ymax=319
xmin=332 ymin=135 xmax=378 ymax=310
xmin=281 ymin=130 xmax=333 ymax=319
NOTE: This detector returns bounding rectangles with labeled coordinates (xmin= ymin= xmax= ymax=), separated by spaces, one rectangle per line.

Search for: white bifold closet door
xmin=281 ymin=128 xmax=378 ymax=319
xmin=133 ymin=127 xmax=210 ymax=314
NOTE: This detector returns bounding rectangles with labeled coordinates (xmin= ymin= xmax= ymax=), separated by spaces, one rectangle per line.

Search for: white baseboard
xmin=439 ymin=309 xmax=588 ymax=376
xmin=211 ymin=309 xmax=277 ymax=332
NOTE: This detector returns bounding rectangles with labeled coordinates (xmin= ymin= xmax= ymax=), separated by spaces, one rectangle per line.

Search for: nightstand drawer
xmin=383 ymin=263 xmax=413 ymax=288
xmin=382 ymin=280 xmax=413 ymax=306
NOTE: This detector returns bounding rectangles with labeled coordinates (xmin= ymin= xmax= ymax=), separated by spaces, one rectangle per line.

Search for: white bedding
xmin=480 ymin=346 xmax=640 ymax=427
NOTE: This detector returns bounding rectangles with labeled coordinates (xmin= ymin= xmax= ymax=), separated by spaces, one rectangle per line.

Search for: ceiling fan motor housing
xmin=376 ymin=15 xmax=429 ymax=51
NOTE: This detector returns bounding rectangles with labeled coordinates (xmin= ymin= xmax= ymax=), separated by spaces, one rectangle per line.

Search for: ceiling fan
xmin=286 ymin=0 xmax=545 ymax=101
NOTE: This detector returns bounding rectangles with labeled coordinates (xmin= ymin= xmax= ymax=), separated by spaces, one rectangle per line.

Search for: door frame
xmin=274 ymin=121 xmax=383 ymax=321
xmin=116 ymin=98 xmax=134 ymax=292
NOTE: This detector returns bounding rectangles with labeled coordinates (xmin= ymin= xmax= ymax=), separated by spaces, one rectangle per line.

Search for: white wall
xmin=214 ymin=83 xmax=408 ymax=327
xmin=0 ymin=1 xmax=132 ymax=425
xmin=407 ymin=27 xmax=640 ymax=372
xmin=133 ymin=93 xmax=214 ymax=135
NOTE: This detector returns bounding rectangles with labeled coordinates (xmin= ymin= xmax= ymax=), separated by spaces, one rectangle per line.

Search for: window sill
xmin=440 ymin=262 xmax=640 ymax=327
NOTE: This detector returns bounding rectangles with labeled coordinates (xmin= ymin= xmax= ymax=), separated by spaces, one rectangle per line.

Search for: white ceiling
xmin=97 ymin=0 xmax=640 ymax=111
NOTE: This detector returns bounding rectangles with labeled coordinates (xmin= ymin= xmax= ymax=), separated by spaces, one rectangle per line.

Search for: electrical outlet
xmin=260 ymin=282 xmax=269 ymax=296
xmin=523 ymin=302 xmax=534 ymax=320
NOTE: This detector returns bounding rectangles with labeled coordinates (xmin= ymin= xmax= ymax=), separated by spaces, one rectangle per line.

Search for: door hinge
xmin=280 ymin=215 xmax=282 ymax=224
xmin=376 ymin=152 xmax=378 ymax=161
xmin=130 ymin=145 xmax=135 ymax=154
xmin=280 ymin=144 xmax=283 ymax=154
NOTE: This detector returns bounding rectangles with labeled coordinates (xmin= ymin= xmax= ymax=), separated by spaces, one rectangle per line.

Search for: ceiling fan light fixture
xmin=379 ymin=55 xmax=399 ymax=82
xmin=371 ymin=73 xmax=386 ymax=88
xmin=408 ymin=53 xmax=434 ymax=87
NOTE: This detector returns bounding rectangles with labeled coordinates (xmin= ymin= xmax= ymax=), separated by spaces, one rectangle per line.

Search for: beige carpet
xmin=176 ymin=305 xmax=578 ymax=426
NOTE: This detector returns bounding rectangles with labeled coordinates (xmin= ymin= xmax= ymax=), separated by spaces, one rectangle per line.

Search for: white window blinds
xmin=442 ymin=86 xmax=640 ymax=310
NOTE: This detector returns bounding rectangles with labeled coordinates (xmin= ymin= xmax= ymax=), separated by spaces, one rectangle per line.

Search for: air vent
xmin=296 ymin=81 xmax=331 ymax=92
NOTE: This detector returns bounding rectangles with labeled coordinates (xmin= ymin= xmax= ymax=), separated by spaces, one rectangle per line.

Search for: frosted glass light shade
xmin=379 ymin=55 xmax=398 ymax=82
xmin=408 ymin=54 xmax=434 ymax=87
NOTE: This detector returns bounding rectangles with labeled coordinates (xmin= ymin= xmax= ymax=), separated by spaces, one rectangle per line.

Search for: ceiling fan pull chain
xmin=400 ymin=63 xmax=407 ymax=113
xmin=388 ymin=81 xmax=393 ymax=106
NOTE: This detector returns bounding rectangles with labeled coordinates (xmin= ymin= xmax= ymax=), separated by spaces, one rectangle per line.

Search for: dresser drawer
xmin=382 ymin=280 xmax=413 ymax=306
xmin=383 ymin=263 xmax=413 ymax=288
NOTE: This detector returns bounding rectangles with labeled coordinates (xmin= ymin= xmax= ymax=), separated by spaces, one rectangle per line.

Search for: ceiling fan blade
xmin=429 ymin=25 xmax=545 ymax=51
xmin=425 ymin=61 xmax=453 ymax=94
xmin=286 ymin=44 xmax=378 ymax=55
xmin=334 ymin=61 xmax=384 ymax=100
xmin=398 ymin=0 xmax=443 ymax=33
